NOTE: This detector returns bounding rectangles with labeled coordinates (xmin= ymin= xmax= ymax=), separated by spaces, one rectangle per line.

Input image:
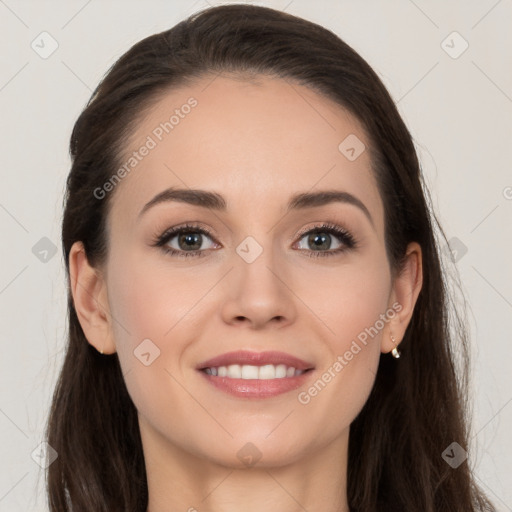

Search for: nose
xmin=220 ymin=243 xmax=297 ymax=330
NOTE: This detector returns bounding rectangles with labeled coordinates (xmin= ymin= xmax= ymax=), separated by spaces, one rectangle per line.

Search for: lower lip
xmin=198 ymin=369 xmax=315 ymax=398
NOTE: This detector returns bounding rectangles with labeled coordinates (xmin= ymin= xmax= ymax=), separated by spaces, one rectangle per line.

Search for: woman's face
xmin=78 ymin=74 xmax=421 ymax=468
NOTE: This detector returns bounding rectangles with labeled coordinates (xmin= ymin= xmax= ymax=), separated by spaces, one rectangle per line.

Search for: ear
xmin=381 ymin=241 xmax=423 ymax=354
xmin=68 ymin=241 xmax=116 ymax=354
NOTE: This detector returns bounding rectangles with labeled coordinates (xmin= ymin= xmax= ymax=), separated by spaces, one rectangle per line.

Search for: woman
xmin=45 ymin=4 xmax=496 ymax=511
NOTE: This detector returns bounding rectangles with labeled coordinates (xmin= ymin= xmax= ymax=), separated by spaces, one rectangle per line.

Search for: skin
xmin=69 ymin=74 xmax=422 ymax=512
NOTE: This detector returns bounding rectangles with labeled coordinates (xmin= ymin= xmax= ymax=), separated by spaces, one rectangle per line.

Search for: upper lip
xmin=196 ymin=350 xmax=315 ymax=371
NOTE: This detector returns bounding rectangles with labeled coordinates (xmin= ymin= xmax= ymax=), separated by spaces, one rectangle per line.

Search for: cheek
xmin=107 ymin=251 xmax=205 ymax=342
xmin=294 ymin=257 xmax=390 ymax=426
xmin=301 ymin=253 xmax=391 ymax=345
xmin=105 ymin=256 xmax=202 ymax=430
xmin=105 ymin=252 xmax=207 ymax=388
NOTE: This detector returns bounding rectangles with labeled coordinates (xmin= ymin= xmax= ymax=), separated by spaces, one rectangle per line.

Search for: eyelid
xmin=152 ymin=222 xmax=219 ymax=247
xmin=293 ymin=222 xmax=357 ymax=251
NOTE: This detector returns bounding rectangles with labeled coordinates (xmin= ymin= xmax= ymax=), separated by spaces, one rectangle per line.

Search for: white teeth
xmin=259 ymin=364 xmax=276 ymax=379
xmin=242 ymin=365 xmax=259 ymax=379
xmin=227 ymin=364 xmax=241 ymax=378
xmin=275 ymin=364 xmax=287 ymax=378
xmin=203 ymin=364 xmax=307 ymax=379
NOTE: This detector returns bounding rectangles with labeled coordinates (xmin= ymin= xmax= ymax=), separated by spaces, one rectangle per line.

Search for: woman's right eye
xmin=153 ymin=224 xmax=218 ymax=258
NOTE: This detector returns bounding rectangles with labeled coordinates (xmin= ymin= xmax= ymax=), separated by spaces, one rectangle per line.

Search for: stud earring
xmin=390 ymin=334 xmax=401 ymax=359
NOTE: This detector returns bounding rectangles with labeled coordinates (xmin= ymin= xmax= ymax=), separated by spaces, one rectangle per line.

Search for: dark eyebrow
xmin=287 ymin=190 xmax=374 ymax=228
xmin=138 ymin=187 xmax=374 ymax=227
xmin=138 ymin=188 xmax=227 ymax=219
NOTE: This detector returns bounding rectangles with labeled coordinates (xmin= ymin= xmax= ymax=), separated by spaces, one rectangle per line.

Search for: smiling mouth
xmin=200 ymin=364 xmax=314 ymax=380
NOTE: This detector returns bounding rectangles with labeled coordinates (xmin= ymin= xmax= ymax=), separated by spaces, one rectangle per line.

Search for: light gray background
xmin=1 ymin=0 xmax=511 ymax=510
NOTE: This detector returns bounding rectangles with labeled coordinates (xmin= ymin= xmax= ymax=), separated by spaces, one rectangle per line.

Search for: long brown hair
xmin=46 ymin=4 xmax=496 ymax=511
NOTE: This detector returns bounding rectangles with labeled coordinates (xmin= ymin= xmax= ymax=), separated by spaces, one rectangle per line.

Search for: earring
xmin=390 ymin=334 xmax=400 ymax=359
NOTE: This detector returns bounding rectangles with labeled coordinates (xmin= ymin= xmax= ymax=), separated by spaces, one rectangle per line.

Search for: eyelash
xmin=152 ymin=222 xmax=358 ymax=259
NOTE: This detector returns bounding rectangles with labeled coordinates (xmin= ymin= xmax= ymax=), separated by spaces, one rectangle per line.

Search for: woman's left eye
xmin=152 ymin=222 xmax=357 ymax=258
xmin=293 ymin=223 xmax=358 ymax=257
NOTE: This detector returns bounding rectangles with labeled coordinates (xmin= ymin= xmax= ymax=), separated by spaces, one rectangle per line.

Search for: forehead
xmin=109 ymin=74 xmax=384 ymax=235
